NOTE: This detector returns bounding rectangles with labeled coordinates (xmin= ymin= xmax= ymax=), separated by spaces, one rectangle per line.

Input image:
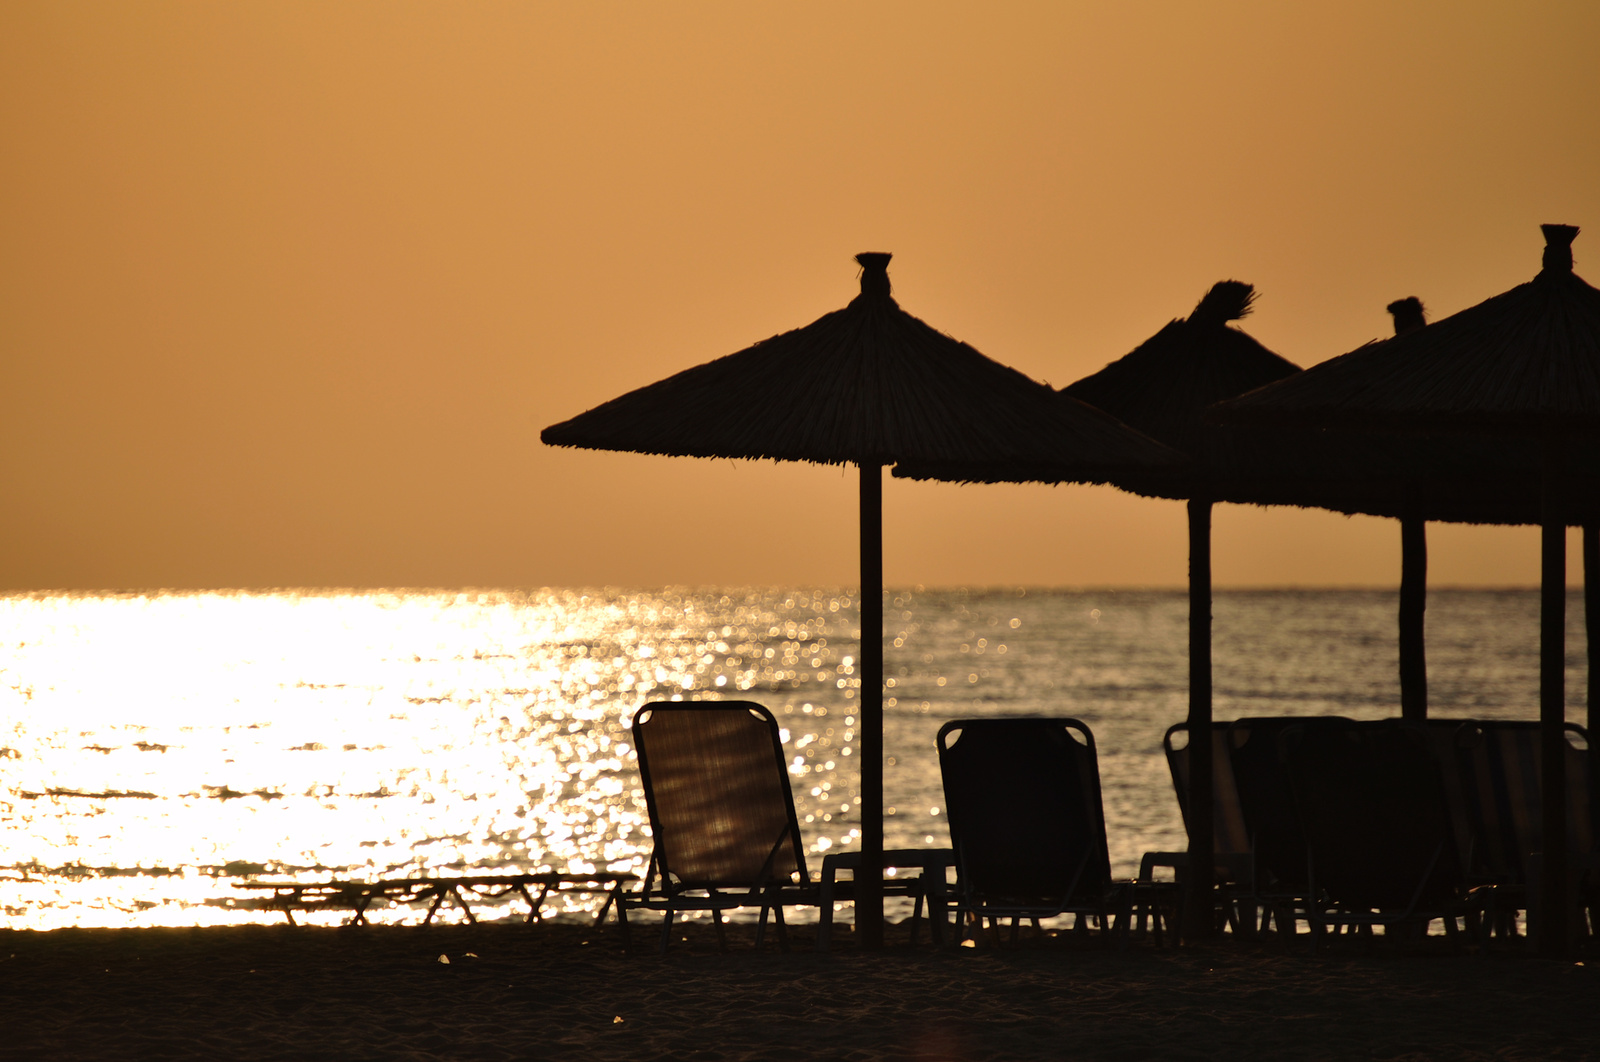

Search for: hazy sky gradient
xmin=3 ymin=2 xmax=1597 ymax=590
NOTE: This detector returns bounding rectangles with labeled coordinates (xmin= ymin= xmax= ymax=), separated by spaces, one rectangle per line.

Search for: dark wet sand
xmin=2 ymin=920 xmax=1597 ymax=1060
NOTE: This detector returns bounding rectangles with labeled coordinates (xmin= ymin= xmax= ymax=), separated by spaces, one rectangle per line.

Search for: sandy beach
xmin=3 ymin=919 xmax=1596 ymax=1061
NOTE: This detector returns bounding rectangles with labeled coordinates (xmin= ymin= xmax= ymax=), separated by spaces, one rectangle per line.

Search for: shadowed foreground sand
xmin=2 ymin=920 xmax=1597 ymax=1060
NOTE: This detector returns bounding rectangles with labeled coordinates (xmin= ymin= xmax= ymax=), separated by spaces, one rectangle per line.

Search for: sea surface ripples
xmin=0 ymin=587 xmax=1587 ymax=929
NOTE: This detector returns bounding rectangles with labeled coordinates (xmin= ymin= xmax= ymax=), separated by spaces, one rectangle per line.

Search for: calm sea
xmin=0 ymin=587 xmax=1589 ymax=930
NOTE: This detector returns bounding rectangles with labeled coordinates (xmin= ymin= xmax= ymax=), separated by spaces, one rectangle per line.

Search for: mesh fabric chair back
xmin=1453 ymin=721 xmax=1594 ymax=885
xmin=1163 ymin=721 xmax=1251 ymax=875
xmin=1281 ymin=719 xmax=1464 ymax=913
xmin=937 ymin=718 xmax=1111 ymax=906
xmin=632 ymin=701 xmax=807 ymax=890
xmin=1227 ymin=716 xmax=1353 ymax=892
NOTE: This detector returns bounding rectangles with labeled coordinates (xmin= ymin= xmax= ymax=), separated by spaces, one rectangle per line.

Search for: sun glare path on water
xmin=0 ymin=587 xmax=1584 ymax=930
xmin=0 ymin=589 xmax=913 ymax=929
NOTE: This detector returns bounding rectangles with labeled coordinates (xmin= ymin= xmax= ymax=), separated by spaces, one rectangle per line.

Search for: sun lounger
xmin=623 ymin=699 xmax=926 ymax=953
xmin=233 ymin=870 xmax=634 ymax=927
xmin=1140 ymin=722 xmax=1255 ymax=937
xmin=1279 ymin=719 xmax=1474 ymax=943
xmin=1451 ymin=720 xmax=1596 ymax=941
xmin=1226 ymin=715 xmax=1355 ymax=935
xmin=937 ymin=717 xmax=1133 ymax=946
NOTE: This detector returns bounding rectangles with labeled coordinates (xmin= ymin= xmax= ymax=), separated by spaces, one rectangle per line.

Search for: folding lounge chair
xmin=1280 ymin=719 xmax=1473 ymax=944
xmin=623 ymin=699 xmax=922 ymax=952
xmin=1226 ymin=715 xmax=1353 ymax=936
xmin=1417 ymin=718 xmax=1483 ymax=892
xmin=1145 ymin=721 xmax=1255 ymax=935
xmin=937 ymin=717 xmax=1131 ymax=946
xmin=1452 ymin=720 xmax=1596 ymax=941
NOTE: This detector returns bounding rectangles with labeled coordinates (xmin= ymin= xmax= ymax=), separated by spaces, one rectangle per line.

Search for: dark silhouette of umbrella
xmin=902 ymin=262 xmax=1600 ymax=944
xmin=900 ymin=279 xmax=1301 ymax=937
xmin=1063 ymin=282 xmax=1301 ymax=939
xmin=542 ymin=252 xmax=1180 ymax=946
xmin=1219 ymin=224 xmax=1600 ymax=954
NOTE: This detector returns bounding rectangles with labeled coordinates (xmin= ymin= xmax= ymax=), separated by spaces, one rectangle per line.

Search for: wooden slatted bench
xmin=233 ymin=871 xmax=634 ymax=928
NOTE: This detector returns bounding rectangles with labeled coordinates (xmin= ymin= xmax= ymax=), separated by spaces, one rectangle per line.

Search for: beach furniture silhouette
xmin=1219 ymin=224 xmax=1600 ymax=952
xmin=1451 ymin=720 xmax=1597 ymax=942
xmin=233 ymin=870 xmax=634 ymax=927
xmin=1279 ymin=719 xmax=1474 ymax=944
xmin=1141 ymin=721 xmax=1254 ymax=937
xmin=623 ymin=699 xmax=925 ymax=953
xmin=936 ymin=717 xmax=1133 ymax=945
xmin=543 ymin=253 xmax=1179 ymax=947
xmin=1226 ymin=716 xmax=1358 ymax=936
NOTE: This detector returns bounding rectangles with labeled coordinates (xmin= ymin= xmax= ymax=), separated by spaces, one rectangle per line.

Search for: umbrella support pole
xmin=857 ymin=462 xmax=885 ymax=949
xmin=1538 ymin=434 xmax=1568 ymax=956
xmin=1586 ymin=525 xmax=1598 ymax=753
xmin=1399 ymin=512 xmax=1428 ymax=723
xmin=1183 ymin=496 xmax=1215 ymax=941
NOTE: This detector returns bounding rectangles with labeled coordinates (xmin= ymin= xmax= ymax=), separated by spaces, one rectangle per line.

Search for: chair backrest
xmin=937 ymin=717 xmax=1112 ymax=904
xmin=631 ymin=700 xmax=807 ymax=890
xmin=1163 ymin=722 xmax=1251 ymax=874
xmin=1280 ymin=719 xmax=1464 ymax=913
xmin=1227 ymin=716 xmax=1353 ymax=892
xmin=1416 ymin=718 xmax=1483 ymax=880
xmin=1452 ymin=720 xmax=1594 ymax=885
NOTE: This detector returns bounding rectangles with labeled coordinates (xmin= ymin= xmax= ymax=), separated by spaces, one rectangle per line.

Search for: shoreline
xmin=3 ymin=921 xmax=1596 ymax=1060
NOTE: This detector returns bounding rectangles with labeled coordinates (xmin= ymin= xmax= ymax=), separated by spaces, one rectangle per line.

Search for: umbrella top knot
xmin=1387 ymin=297 xmax=1427 ymax=335
xmin=1188 ymin=280 xmax=1256 ymax=328
xmin=855 ymin=252 xmax=893 ymax=299
xmin=1541 ymin=223 xmax=1578 ymax=273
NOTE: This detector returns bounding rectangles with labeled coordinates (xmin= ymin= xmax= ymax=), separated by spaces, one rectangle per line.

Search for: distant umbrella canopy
xmin=542 ymin=252 xmax=1179 ymax=947
xmin=892 ymin=279 xmax=1297 ymax=495
xmin=541 ymin=253 xmax=1179 ymax=475
xmin=1220 ymin=225 xmax=1600 ymax=435
xmin=1060 ymin=281 xmax=1299 ymax=457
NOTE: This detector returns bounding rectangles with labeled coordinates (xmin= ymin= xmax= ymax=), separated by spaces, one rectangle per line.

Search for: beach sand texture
xmin=3 ymin=921 xmax=1596 ymax=1061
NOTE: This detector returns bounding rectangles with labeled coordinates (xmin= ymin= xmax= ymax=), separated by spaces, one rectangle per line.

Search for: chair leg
xmin=614 ymin=894 xmax=633 ymax=953
xmin=772 ymin=899 xmax=790 ymax=952
xmin=909 ymin=880 xmax=926 ymax=946
xmin=658 ymin=909 xmax=675 ymax=956
xmin=709 ymin=895 xmax=728 ymax=952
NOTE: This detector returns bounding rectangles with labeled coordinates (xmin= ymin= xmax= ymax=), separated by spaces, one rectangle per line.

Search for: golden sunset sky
xmin=3 ymin=2 xmax=1597 ymax=591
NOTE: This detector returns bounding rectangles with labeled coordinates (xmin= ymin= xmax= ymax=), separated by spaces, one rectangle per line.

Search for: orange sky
xmin=2 ymin=2 xmax=1597 ymax=591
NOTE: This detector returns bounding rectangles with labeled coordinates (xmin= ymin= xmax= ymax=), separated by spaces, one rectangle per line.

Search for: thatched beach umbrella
xmin=900 ymin=280 xmax=1300 ymax=938
xmin=1220 ymin=224 xmax=1600 ymax=954
xmin=1062 ymin=282 xmax=1299 ymax=938
xmin=542 ymin=253 xmax=1181 ymax=946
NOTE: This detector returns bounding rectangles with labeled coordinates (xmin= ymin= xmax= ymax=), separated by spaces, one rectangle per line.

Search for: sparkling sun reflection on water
xmin=0 ymin=587 xmax=1585 ymax=929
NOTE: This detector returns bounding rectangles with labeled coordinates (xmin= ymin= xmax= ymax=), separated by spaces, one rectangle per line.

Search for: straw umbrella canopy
xmin=542 ymin=252 xmax=1181 ymax=946
xmin=898 ymin=279 xmax=1300 ymax=938
xmin=1219 ymin=223 xmax=1600 ymax=954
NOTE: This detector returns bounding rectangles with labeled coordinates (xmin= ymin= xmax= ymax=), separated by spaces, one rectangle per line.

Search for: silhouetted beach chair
xmin=1142 ymin=721 xmax=1254 ymax=936
xmin=1226 ymin=716 xmax=1354 ymax=935
xmin=233 ymin=871 xmax=633 ymax=927
xmin=1452 ymin=720 xmax=1597 ymax=941
xmin=937 ymin=717 xmax=1132 ymax=945
xmin=1418 ymin=718 xmax=1482 ymax=889
xmin=623 ymin=699 xmax=923 ymax=953
xmin=1280 ymin=719 xmax=1473 ymax=944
